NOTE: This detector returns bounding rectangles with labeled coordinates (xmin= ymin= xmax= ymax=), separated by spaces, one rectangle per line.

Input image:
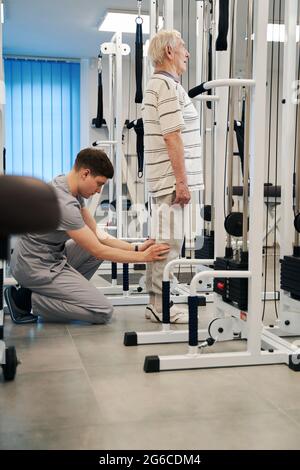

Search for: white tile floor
xmin=1 ymin=254 xmax=300 ymax=450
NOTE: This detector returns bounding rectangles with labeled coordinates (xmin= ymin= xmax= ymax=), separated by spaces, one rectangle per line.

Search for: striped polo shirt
xmin=141 ymin=72 xmax=203 ymax=198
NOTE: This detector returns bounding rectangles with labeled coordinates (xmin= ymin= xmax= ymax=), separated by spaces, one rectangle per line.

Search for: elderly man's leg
xmin=148 ymin=192 xmax=185 ymax=319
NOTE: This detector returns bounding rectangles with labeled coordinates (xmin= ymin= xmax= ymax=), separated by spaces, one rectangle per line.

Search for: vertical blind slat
xmin=4 ymin=58 xmax=80 ymax=181
xmin=71 ymin=63 xmax=80 ymax=170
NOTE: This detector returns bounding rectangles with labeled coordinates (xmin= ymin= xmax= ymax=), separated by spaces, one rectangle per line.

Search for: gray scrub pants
xmin=30 ymin=241 xmax=113 ymax=324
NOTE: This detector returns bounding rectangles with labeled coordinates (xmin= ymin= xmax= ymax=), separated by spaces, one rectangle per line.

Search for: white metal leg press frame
xmin=142 ymin=0 xmax=300 ymax=372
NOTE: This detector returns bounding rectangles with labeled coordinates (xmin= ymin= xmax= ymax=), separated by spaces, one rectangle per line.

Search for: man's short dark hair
xmin=74 ymin=148 xmax=114 ymax=178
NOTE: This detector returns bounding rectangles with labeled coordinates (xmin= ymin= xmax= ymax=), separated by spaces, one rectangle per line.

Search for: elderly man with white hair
xmin=142 ymin=29 xmax=204 ymax=323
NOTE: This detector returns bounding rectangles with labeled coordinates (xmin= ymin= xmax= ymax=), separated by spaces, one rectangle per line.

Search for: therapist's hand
xmin=139 ymin=239 xmax=155 ymax=251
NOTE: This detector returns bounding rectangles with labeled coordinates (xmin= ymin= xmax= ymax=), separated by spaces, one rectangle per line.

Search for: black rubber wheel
xmin=2 ymin=346 xmax=18 ymax=381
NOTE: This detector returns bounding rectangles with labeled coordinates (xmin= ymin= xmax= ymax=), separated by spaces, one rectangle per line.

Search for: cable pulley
xmin=224 ymin=212 xmax=248 ymax=238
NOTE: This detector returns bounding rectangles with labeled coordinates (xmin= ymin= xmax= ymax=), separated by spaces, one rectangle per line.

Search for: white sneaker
xmin=145 ymin=300 xmax=175 ymax=320
xmin=145 ymin=304 xmax=153 ymax=320
xmin=145 ymin=304 xmax=189 ymax=324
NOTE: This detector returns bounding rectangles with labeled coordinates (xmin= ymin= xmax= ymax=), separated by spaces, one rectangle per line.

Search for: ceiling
xmin=2 ymin=1 xmax=281 ymax=64
xmin=3 ymin=0 xmax=147 ymax=59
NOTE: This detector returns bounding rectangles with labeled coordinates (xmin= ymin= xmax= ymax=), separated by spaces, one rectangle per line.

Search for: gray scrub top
xmin=10 ymin=175 xmax=85 ymax=287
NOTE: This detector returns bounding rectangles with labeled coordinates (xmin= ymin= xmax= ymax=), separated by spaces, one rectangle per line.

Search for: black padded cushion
xmin=231 ymin=184 xmax=281 ymax=198
xmin=0 ymin=175 xmax=60 ymax=236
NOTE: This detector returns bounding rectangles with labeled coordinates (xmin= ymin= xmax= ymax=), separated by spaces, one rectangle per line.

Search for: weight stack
xmin=280 ymin=256 xmax=300 ymax=299
xmin=195 ymin=231 xmax=214 ymax=259
xmin=214 ymin=257 xmax=248 ymax=310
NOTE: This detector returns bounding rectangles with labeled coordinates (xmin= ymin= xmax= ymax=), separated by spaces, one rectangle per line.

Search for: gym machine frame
xmin=92 ymin=4 xmax=202 ymax=306
xmin=274 ymin=0 xmax=300 ymax=337
xmin=123 ymin=0 xmax=228 ymax=346
xmin=143 ymin=0 xmax=300 ymax=373
xmin=91 ymin=33 xmax=149 ymax=306
xmin=0 ymin=19 xmax=18 ymax=380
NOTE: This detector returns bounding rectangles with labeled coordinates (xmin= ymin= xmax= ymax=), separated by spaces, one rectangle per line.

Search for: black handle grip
xmin=123 ymin=263 xmax=129 ymax=292
xmin=111 ymin=262 xmax=117 ymax=281
xmin=188 ymin=82 xmax=208 ymax=98
xmin=127 ymin=120 xmax=136 ymax=130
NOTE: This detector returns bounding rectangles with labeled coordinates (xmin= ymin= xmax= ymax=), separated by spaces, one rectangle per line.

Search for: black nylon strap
xmin=127 ymin=118 xmax=144 ymax=177
xmin=234 ymin=100 xmax=245 ymax=176
xmin=95 ymin=74 xmax=103 ymax=127
xmin=207 ymin=33 xmax=213 ymax=109
xmin=92 ymin=55 xmax=104 ymax=128
xmin=135 ymin=21 xmax=143 ymax=103
xmin=216 ymin=0 xmax=229 ymax=51
xmin=134 ymin=118 xmax=144 ymax=177
xmin=234 ymin=120 xmax=244 ymax=176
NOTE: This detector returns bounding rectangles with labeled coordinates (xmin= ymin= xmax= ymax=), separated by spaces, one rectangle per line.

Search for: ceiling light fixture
xmin=98 ymin=11 xmax=163 ymax=34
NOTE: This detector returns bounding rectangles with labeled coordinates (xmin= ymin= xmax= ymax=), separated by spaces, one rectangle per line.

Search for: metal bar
xmin=202 ymin=101 xmax=207 ymax=214
xmin=135 ymin=328 xmax=210 ymax=345
xmin=279 ymin=0 xmax=297 ymax=255
xmin=225 ymin=0 xmax=237 ymax=248
xmin=164 ymin=0 xmax=174 ymax=29
xmin=195 ymin=0 xmax=204 ymax=116
xmin=190 ymin=269 xmax=251 ymax=296
xmin=149 ymin=0 xmax=159 ymax=37
xmin=158 ymin=350 xmax=289 ymax=371
xmin=108 ymin=53 xmax=115 ymax=226
xmin=226 ymin=86 xmax=235 ymax=227
xmin=163 ymin=258 xmax=214 ymax=282
xmin=93 ymin=140 xmax=117 ymax=146
xmin=242 ymin=0 xmax=254 ymax=252
xmin=295 ymin=99 xmax=300 ymax=247
xmin=262 ymin=328 xmax=300 ymax=353
xmin=202 ymin=78 xmax=255 ymax=90
xmin=115 ymin=32 xmax=123 ymax=238
xmin=197 ymin=1 xmax=208 ymax=220
xmin=247 ymin=0 xmax=269 ymax=356
xmin=194 ymin=95 xmax=219 ymax=102
xmin=214 ymin=0 xmax=231 ymax=257
xmin=210 ymin=0 xmax=217 ymax=233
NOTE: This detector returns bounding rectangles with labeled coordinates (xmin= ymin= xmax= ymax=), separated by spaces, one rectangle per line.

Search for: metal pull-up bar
xmin=188 ymin=78 xmax=255 ymax=98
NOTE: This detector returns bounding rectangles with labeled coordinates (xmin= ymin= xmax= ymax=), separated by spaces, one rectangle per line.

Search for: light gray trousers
xmin=146 ymin=191 xmax=184 ymax=298
xmin=30 ymin=241 xmax=113 ymax=324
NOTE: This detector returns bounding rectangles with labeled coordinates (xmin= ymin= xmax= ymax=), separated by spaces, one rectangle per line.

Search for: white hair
xmin=148 ymin=29 xmax=181 ymax=66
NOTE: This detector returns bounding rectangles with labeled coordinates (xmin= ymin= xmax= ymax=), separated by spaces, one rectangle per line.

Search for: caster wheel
xmin=2 ymin=346 xmax=18 ymax=381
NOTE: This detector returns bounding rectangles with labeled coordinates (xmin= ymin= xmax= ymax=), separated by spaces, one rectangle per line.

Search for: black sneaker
xmin=4 ymin=286 xmax=38 ymax=324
